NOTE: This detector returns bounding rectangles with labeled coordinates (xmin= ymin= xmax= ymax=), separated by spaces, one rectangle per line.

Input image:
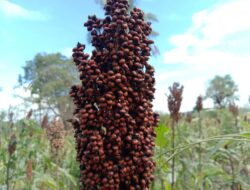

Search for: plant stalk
xmin=171 ymin=120 xmax=176 ymax=190
xmin=198 ymin=111 xmax=203 ymax=190
xmin=229 ymin=155 xmax=236 ymax=190
xmin=6 ymin=155 xmax=11 ymax=190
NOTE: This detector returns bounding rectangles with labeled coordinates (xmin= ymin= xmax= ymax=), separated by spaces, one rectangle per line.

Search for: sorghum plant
xmin=168 ymin=83 xmax=183 ymax=123
xmin=185 ymin=112 xmax=192 ymax=124
xmin=41 ymin=114 xmax=49 ymax=129
xmin=196 ymin=95 xmax=203 ymax=190
xmin=6 ymin=134 xmax=16 ymax=190
xmin=69 ymin=0 xmax=159 ymax=189
xmin=196 ymin=96 xmax=203 ymax=113
xmin=45 ymin=117 xmax=65 ymax=155
xmin=167 ymin=82 xmax=183 ymax=190
xmin=7 ymin=134 xmax=16 ymax=157
xmin=229 ymin=102 xmax=239 ymax=127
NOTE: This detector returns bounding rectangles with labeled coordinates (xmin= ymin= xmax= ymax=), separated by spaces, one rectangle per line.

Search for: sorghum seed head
xmin=167 ymin=82 xmax=183 ymax=122
xmin=196 ymin=95 xmax=203 ymax=112
xmin=41 ymin=114 xmax=49 ymax=129
xmin=8 ymin=134 xmax=16 ymax=156
xmin=229 ymin=102 xmax=239 ymax=118
xmin=70 ymin=0 xmax=158 ymax=189
xmin=45 ymin=117 xmax=65 ymax=154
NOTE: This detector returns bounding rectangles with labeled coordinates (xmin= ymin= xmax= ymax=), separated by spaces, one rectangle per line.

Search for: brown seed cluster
xmin=69 ymin=0 xmax=159 ymax=189
xmin=185 ymin=112 xmax=192 ymax=123
xmin=167 ymin=82 xmax=183 ymax=123
xmin=196 ymin=95 xmax=203 ymax=112
xmin=8 ymin=134 xmax=16 ymax=156
xmin=45 ymin=117 xmax=65 ymax=154
xmin=41 ymin=114 xmax=49 ymax=129
xmin=229 ymin=102 xmax=239 ymax=118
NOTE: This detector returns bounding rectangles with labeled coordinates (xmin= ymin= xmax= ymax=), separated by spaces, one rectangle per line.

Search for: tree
xmin=206 ymin=74 xmax=238 ymax=108
xmin=18 ymin=53 xmax=79 ymax=127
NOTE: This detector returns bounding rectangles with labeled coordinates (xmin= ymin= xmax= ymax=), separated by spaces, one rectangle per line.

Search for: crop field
xmin=0 ymin=0 xmax=250 ymax=189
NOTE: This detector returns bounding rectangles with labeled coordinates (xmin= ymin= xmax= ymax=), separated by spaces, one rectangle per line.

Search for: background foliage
xmin=0 ymin=104 xmax=249 ymax=189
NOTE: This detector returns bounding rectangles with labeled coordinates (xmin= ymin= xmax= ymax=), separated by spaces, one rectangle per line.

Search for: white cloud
xmin=158 ymin=0 xmax=250 ymax=112
xmin=0 ymin=0 xmax=47 ymax=20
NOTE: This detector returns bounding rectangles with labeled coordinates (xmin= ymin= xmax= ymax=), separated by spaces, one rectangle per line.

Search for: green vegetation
xmin=0 ymin=100 xmax=249 ymax=189
xmin=0 ymin=110 xmax=79 ymax=190
xmin=154 ymin=108 xmax=250 ymax=190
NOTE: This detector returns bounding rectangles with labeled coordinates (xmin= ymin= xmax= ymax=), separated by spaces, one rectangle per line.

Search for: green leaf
xmin=34 ymin=172 xmax=58 ymax=190
xmin=208 ymin=139 xmax=228 ymax=157
xmin=155 ymin=124 xmax=169 ymax=147
xmin=240 ymin=132 xmax=250 ymax=138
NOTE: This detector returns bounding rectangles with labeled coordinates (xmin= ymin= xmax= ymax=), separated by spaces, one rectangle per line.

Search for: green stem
xmin=198 ymin=111 xmax=203 ymax=190
xmin=171 ymin=120 xmax=176 ymax=190
xmin=6 ymin=155 xmax=11 ymax=190
xmin=151 ymin=180 xmax=155 ymax=190
xmin=28 ymin=181 xmax=32 ymax=190
xmin=229 ymin=155 xmax=236 ymax=190
xmin=161 ymin=178 xmax=165 ymax=190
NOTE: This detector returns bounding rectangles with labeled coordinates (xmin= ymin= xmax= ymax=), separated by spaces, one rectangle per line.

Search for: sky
xmin=0 ymin=0 xmax=249 ymax=113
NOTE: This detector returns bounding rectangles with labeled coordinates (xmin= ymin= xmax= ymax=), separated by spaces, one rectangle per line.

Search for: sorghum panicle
xmin=70 ymin=0 xmax=158 ymax=189
xmin=185 ymin=112 xmax=192 ymax=123
xmin=229 ymin=102 xmax=239 ymax=118
xmin=167 ymin=82 xmax=183 ymax=122
xmin=46 ymin=117 xmax=65 ymax=154
xmin=41 ymin=114 xmax=49 ymax=129
xmin=8 ymin=134 xmax=16 ymax=156
xmin=196 ymin=95 xmax=203 ymax=112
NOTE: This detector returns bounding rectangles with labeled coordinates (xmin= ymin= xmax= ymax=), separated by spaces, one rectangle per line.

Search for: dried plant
xmin=46 ymin=117 xmax=65 ymax=155
xmin=70 ymin=0 xmax=158 ymax=188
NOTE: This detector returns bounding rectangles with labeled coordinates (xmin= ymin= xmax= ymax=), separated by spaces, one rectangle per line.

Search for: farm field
xmin=0 ymin=0 xmax=250 ymax=189
xmin=0 ymin=106 xmax=250 ymax=189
